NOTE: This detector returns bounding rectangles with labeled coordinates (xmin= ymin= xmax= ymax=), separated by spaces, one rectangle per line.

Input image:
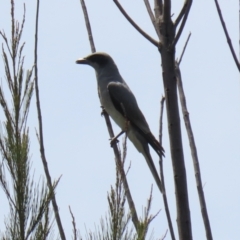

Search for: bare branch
xmin=80 ymin=0 xmax=140 ymax=230
xmin=174 ymin=0 xmax=188 ymax=28
xmin=160 ymin=229 xmax=168 ymax=240
xmin=34 ymin=1 xmax=66 ymax=239
xmin=159 ymin=96 xmax=176 ymax=240
xmin=113 ymin=0 xmax=159 ymax=47
xmin=143 ymin=0 xmax=160 ymax=38
xmin=69 ymin=206 xmax=77 ymax=240
xmin=154 ymin=0 xmax=162 ymax=19
xmin=213 ymin=0 xmax=240 ymax=71
xmin=163 ymin=0 xmax=171 ymax=21
xmin=178 ymin=32 xmax=191 ymax=65
xmin=172 ymin=0 xmax=192 ymax=47
xmin=79 ymin=0 xmax=96 ymax=53
xmin=159 ymin=96 xmax=165 ymax=147
xmin=175 ymin=62 xmax=213 ymax=240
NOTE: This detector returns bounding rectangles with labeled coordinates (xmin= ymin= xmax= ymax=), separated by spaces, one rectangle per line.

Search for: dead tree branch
xmin=173 ymin=0 xmax=192 ymax=47
xmin=175 ymin=62 xmax=213 ymax=240
xmin=154 ymin=0 xmax=162 ymax=18
xmin=178 ymin=32 xmax=191 ymax=65
xmin=163 ymin=0 xmax=171 ymax=21
xmin=213 ymin=0 xmax=240 ymax=71
xmin=143 ymin=0 xmax=160 ymax=38
xmin=159 ymin=97 xmax=176 ymax=240
xmin=80 ymin=0 xmax=96 ymax=53
xmin=174 ymin=0 xmax=188 ymax=27
xmin=34 ymin=0 xmax=66 ymax=239
xmin=113 ymin=0 xmax=159 ymax=47
xmin=79 ymin=0 xmax=140 ymax=230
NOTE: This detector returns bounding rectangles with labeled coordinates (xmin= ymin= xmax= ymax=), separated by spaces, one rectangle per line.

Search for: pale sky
xmin=0 ymin=1 xmax=239 ymax=239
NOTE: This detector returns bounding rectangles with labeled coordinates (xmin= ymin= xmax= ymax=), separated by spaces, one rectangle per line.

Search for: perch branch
xmin=80 ymin=0 xmax=139 ymax=230
xmin=80 ymin=0 xmax=96 ymax=53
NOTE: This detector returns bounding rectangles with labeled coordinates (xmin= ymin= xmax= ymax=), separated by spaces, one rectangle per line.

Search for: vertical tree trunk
xmin=158 ymin=16 xmax=192 ymax=240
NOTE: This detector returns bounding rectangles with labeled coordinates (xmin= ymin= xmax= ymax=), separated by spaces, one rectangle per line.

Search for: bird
xmin=76 ymin=52 xmax=164 ymax=192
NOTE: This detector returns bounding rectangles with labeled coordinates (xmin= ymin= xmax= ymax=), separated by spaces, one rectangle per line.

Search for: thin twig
xmin=69 ymin=206 xmax=77 ymax=240
xmin=178 ymin=32 xmax=191 ymax=65
xmin=159 ymin=97 xmax=176 ymax=240
xmin=175 ymin=62 xmax=213 ymax=240
xmin=160 ymin=229 xmax=168 ymax=240
xmin=113 ymin=0 xmax=159 ymax=47
xmin=172 ymin=0 xmax=192 ymax=47
xmin=80 ymin=0 xmax=96 ymax=53
xmin=174 ymin=0 xmax=188 ymax=28
xmin=143 ymin=0 xmax=160 ymax=38
xmin=79 ymin=0 xmax=139 ymax=230
xmin=34 ymin=1 xmax=66 ymax=239
xmin=213 ymin=0 xmax=240 ymax=71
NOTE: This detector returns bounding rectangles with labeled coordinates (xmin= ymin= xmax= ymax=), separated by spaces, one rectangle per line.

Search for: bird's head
xmin=76 ymin=52 xmax=115 ymax=71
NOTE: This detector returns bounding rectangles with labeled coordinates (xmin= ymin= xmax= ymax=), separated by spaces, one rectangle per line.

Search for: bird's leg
xmin=110 ymin=117 xmax=130 ymax=147
xmin=110 ymin=130 xmax=125 ymax=147
xmin=111 ymin=103 xmax=130 ymax=146
xmin=100 ymin=106 xmax=124 ymax=146
xmin=121 ymin=102 xmax=130 ymax=134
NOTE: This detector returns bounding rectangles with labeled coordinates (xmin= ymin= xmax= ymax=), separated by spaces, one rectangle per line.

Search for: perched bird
xmin=76 ymin=52 xmax=164 ymax=192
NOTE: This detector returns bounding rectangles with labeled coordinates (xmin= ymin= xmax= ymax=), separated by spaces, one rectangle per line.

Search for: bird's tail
xmin=142 ymin=145 xmax=163 ymax=193
xmin=145 ymin=132 xmax=165 ymax=157
xmin=127 ymin=127 xmax=163 ymax=192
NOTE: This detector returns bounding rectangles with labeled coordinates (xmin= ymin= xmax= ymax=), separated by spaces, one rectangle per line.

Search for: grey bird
xmin=76 ymin=52 xmax=164 ymax=192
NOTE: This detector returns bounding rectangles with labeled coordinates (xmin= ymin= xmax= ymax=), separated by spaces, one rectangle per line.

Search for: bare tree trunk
xmin=161 ymin=46 xmax=192 ymax=240
xmin=156 ymin=2 xmax=192 ymax=239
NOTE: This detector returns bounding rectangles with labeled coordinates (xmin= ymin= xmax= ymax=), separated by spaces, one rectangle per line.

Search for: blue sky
xmin=0 ymin=0 xmax=239 ymax=239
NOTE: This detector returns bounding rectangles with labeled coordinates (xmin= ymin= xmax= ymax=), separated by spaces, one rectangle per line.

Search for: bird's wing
xmin=107 ymin=82 xmax=150 ymax=133
xmin=108 ymin=82 xmax=164 ymax=156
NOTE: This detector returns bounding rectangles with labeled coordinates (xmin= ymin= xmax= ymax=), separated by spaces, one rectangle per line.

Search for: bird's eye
xmin=89 ymin=55 xmax=108 ymax=66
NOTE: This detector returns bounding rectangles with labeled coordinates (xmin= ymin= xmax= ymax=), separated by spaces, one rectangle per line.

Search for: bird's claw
xmin=109 ymin=137 xmax=119 ymax=147
xmin=100 ymin=106 xmax=107 ymax=116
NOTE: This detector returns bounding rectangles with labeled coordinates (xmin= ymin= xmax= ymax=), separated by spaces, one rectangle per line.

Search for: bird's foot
xmin=109 ymin=136 xmax=119 ymax=147
xmin=100 ymin=106 xmax=107 ymax=116
xmin=109 ymin=130 xmax=125 ymax=147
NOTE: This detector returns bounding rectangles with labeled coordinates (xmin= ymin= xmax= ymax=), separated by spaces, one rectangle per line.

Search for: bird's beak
xmin=76 ymin=58 xmax=88 ymax=64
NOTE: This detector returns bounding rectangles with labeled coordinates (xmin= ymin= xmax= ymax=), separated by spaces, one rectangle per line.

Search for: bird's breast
xmin=99 ymin=87 xmax=126 ymax=130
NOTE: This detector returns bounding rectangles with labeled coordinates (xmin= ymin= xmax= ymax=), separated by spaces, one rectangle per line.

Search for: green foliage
xmin=79 ymin=165 xmax=158 ymax=240
xmin=0 ymin=1 xmax=55 ymax=239
xmin=83 ymin=171 xmax=133 ymax=240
